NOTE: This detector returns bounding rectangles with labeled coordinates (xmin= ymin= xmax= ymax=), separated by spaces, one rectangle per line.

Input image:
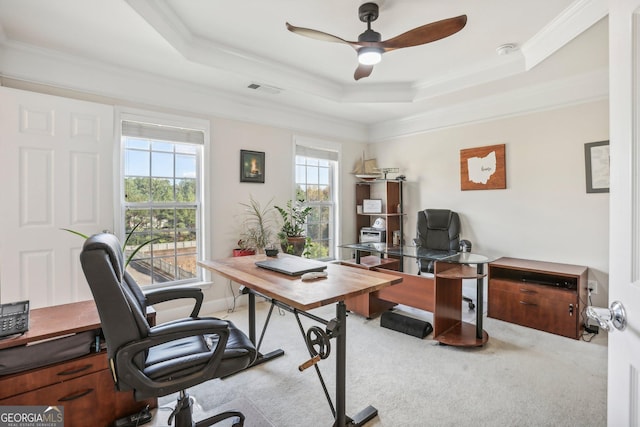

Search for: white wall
xmin=0 ymin=82 xmax=367 ymax=319
xmin=368 ymin=100 xmax=610 ymax=306
xmin=190 ymin=116 xmax=367 ymax=317
xmin=0 ymin=80 xmax=609 ymax=315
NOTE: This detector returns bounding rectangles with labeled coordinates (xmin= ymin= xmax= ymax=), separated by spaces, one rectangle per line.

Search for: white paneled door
xmin=609 ymin=1 xmax=640 ymax=425
xmin=0 ymin=87 xmax=114 ymax=308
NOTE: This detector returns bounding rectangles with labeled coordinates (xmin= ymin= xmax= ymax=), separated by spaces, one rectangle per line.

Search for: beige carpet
xmin=151 ymin=396 xmax=274 ymax=427
xmin=158 ymin=300 xmax=608 ymax=427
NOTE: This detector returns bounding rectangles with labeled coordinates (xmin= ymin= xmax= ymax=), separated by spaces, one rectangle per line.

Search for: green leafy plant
xmin=61 ymin=222 xmax=159 ymax=268
xmin=302 ymin=237 xmax=313 ymax=258
xmin=275 ymin=199 xmax=312 ymax=239
xmin=239 ymin=195 xmax=277 ymax=252
xmin=274 ymin=199 xmax=313 ymax=256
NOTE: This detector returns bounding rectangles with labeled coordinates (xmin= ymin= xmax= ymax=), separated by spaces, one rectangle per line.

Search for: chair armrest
xmin=144 ymin=287 xmax=203 ymax=317
xmin=115 ymin=317 xmax=230 ymax=394
xmin=148 ymin=317 xmax=228 ymax=338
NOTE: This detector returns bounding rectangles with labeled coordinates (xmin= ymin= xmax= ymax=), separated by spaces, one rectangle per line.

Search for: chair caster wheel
xmin=468 ymin=302 xmax=475 ymax=310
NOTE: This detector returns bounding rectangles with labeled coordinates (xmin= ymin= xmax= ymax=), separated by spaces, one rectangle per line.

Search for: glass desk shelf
xmin=339 ymin=242 xmax=493 ymax=347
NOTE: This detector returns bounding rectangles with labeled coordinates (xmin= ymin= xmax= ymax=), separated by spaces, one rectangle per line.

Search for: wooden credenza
xmin=0 ymin=300 xmax=156 ymax=427
xmin=488 ymin=257 xmax=588 ymax=339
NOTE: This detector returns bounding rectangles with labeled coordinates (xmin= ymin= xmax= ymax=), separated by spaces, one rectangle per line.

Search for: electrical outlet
xmin=588 ymin=280 xmax=598 ymax=295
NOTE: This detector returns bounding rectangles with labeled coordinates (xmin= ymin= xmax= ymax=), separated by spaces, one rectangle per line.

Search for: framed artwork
xmin=240 ymin=150 xmax=265 ymax=183
xmin=362 ymin=199 xmax=382 ymax=214
xmin=584 ymin=140 xmax=609 ymax=193
xmin=460 ymin=144 xmax=506 ymax=190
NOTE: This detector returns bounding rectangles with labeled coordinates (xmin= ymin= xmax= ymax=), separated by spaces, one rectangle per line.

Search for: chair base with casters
xmin=168 ymin=390 xmax=244 ymax=427
xmin=79 ymin=233 xmax=257 ymax=427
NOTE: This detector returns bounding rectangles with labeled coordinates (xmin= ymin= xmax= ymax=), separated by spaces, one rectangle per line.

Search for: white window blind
xmin=295 ymin=144 xmax=338 ymax=161
xmin=122 ymin=120 xmax=205 ymax=145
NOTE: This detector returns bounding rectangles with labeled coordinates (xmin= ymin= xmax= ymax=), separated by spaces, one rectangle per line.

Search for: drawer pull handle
xmin=57 ymin=364 xmax=93 ymax=376
xmin=519 ymin=301 xmax=538 ymax=307
xmin=519 ymin=289 xmax=537 ymax=294
xmin=58 ymin=388 xmax=94 ymax=402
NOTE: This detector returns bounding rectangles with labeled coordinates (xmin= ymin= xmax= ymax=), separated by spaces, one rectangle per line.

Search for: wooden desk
xmin=339 ymin=244 xmax=491 ymax=347
xmin=198 ymin=254 xmax=402 ymax=427
xmin=0 ymin=300 xmax=100 ymax=350
xmin=0 ymin=300 xmax=156 ymax=427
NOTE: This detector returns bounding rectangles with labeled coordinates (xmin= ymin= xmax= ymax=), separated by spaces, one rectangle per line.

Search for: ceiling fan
xmin=286 ymin=2 xmax=467 ymax=81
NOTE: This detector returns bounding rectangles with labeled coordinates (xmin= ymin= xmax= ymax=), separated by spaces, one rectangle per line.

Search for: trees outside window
xmin=294 ymin=144 xmax=339 ymax=260
xmin=121 ymin=119 xmax=205 ymax=287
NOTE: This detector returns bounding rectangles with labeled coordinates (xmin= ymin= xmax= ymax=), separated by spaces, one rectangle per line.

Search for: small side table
xmin=433 ymin=253 xmax=491 ymax=347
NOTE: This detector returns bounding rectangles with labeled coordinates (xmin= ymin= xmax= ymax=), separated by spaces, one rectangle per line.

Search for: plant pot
xmin=265 ymin=248 xmax=279 ymax=257
xmin=233 ymin=248 xmax=256 ymax=257
xmin=281 ymin=236 xmax=306 ymax=256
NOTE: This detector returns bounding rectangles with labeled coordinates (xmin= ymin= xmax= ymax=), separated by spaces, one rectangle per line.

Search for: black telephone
xmin=0 ymin=300 xmax=29 ymax=338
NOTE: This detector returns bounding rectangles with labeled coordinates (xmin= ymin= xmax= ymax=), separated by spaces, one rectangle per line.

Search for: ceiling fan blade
xmin=380 ymin=15 xmax=467 ymax=51
xmin=286 ymin=22 xmax=358 ymax=48
xmin=354 ymin=64 xmax=374 ymax=81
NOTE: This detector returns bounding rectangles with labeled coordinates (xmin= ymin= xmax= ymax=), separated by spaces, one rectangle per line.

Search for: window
xmin=120 ymin=116 xmax=207 ymax=287
xmin=295 ymin=141 xmax=340 ymax=260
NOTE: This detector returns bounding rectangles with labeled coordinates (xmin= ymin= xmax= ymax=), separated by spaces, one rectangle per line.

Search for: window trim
xmin=293 ymin=136 xmax=341 ymax=260
xmin=116 ymin=107 xmax=211 ymax=288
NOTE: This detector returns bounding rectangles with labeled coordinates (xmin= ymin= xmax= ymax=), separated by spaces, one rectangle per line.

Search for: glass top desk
xmin=340 ymin=242 xmax=493 ymax=347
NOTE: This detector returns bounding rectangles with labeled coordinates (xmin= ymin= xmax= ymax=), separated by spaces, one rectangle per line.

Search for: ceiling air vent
xmin=247 ymin=83 xmax=282 ymax=95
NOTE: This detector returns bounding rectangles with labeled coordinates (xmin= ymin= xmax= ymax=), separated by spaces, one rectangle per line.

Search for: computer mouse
xmin=301 ymin=271 xmax=328 ymax=281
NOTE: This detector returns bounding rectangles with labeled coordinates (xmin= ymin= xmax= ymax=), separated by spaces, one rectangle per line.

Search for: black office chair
xmin=415 ymin=209 xmax=475 ymax=310
xmin=80 ymin=233 xmax=257 ymax=427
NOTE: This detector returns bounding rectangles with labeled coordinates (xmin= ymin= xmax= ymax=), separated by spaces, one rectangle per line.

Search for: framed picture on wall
xmin=584 ymin=140 xmax=609 ymax=193
xmin=459 ymin=143 xmax=506 ymax=190
xmin=240 ymin=150 xmax=265 ymax=183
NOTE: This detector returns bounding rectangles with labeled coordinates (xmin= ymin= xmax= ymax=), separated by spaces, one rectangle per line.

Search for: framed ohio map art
xmin=460 ymin=144 xmax=506 ymax=190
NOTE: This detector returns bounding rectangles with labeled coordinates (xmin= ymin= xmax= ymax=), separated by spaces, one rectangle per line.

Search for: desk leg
xmin=336 ymin=301 xmax=347 ymax=427
xmin=248 ymin=292 xmax=256 ymax=343
xmin=476 ymin=264 xmax=484 ymax=340
xmin=335 ymin=301 xmax=378 ymax=427
xmin=247 ymin=292 xmax=284 ymax=368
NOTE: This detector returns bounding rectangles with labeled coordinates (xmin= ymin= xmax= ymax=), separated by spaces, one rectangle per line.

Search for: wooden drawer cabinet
xmin=0 ymin=301 xmax=155 ymax=427
xmin=2 ymin=367 xmax=113 ymax=427
xmin=488 ymin=258 xmax=588 ymax=339
xmin=0 ymin=352 xmax=107 ymax=400
xmin=0 ymin=351 xmax=153 ymax=427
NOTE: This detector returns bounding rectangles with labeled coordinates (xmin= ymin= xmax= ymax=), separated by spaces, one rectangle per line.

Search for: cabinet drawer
xmin=489 ymin=286 xmax=579 ymax=339
xmin=0 ymin=352 xmax=107 ymax=399
xmin=0 ymin=368 xmax=115 ymax=427
xmin=489 ymin=279 xmax=576 ymax=303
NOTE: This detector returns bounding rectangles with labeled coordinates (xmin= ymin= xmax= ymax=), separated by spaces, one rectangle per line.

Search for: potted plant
xmin=275 ymin=199 xmax=313 ymax=256
xmin=236 ymin=195 xmax=277 ymax=255
xmin=232 ymin=239 xmax=256 ymax=257
xmin=61 ymin=222 xmax=159 ymax=268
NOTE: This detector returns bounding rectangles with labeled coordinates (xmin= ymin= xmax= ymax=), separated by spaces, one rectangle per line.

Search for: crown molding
xmin=0 ymin=40 xmax=608 ymax=143
xmin=0 ymin=42 xmax=368 ymax=142
xmin=125 ymin=0 xmax=350 ymax=102
xmin=521 ymin=0 xmax=608 ymax=70
xmin=126 ymin=0 xmax=607 ymax=107
xmin=368 ymin=68 xmax=609 ymax=142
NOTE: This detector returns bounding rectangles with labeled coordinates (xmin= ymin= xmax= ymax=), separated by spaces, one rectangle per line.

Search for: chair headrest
xmin=82 ymin=233 xmax=124 ymax=282
xmin=424 ymin=209 xmax=454 ymax=230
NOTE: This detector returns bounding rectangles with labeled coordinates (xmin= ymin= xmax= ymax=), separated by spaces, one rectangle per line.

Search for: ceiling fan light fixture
xmin=358 ymin=47 xmax=383 ymax=65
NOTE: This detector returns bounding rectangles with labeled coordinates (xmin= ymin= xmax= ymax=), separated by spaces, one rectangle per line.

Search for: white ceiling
xmin=0 ymin=0 xmax=608 ymax=141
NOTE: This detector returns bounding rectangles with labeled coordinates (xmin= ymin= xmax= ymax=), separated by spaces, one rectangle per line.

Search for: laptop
xmin=255 ymin=257 xmax=327 ymax=276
